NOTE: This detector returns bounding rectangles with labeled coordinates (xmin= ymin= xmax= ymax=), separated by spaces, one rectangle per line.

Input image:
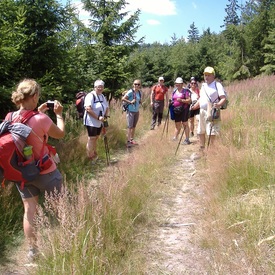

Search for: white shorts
xmin=197 ymin=109 xmax=221 ymax=136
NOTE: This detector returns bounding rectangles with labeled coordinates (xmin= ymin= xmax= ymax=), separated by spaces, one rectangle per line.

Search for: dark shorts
xmin=16 ymin=169 xmax=63 ymax=199
xmin=86 ymin=125 xmax=102 ymax=137
xmin=189 ymin=108 xmax=200 ymax=118
xmin=174 ymin=107 xmax=189 ymax=123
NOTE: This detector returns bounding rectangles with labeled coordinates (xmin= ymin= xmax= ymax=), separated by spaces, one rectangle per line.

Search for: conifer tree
xmin=187 ymin=22 xmax=200 ymax=43
xmin=81 ymin=0 xmax=142 ymax=98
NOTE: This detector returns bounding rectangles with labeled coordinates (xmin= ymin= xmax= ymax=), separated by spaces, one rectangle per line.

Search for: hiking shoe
xmin=130 ymin=140 xmax=138 ymax=145
xmin=126 ymin=141 xmax=133 ymax=148
xmin=150 ymin=126 xmax=155 ymax=130
xmin=27 ymin=247 xmax=38 ymax=261
xmin=172 ymin=137 xmax=177 ymax=141
xmin=190 ymin=131 xmax=194 ymax=137
xmin=91 ymin=156 xmax=99 ymax=164
xmin=182 ymin=139 xmax=191 ymax=145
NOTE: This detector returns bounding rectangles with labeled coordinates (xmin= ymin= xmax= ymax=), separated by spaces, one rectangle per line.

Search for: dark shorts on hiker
xmin=189 ymin=108 xmax=200 ymax=118
xmin=174 ymin=107 xmax=189 ymax=123
xmin=86 ymin=125 xmax=102 ymax=137
xmin=16 ymin=169 xmax=63 ymax=199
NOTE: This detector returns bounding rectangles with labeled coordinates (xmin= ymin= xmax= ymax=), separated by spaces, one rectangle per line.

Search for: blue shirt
xmin=125 ymin=89 xmax=141 ymax=113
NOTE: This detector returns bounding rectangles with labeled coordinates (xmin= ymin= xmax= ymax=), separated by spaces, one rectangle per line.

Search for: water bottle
xmin=23 ymin=145 xmax=33 ymax=160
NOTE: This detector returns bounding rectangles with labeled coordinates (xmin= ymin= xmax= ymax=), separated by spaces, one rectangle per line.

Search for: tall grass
xmin=200 ymin=75 xmax=275 ymax=274
xmin=34 ymin=119 xmax=175 ymax=273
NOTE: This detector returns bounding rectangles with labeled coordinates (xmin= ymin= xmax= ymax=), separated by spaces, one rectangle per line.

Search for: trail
xmin=136 ymin=130 xmax=211 ymax=274
xmin=0 ymin=124 xmax=210 ymax=275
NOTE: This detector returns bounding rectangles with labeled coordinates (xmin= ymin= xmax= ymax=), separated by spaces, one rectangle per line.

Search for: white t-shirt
xmin=199 ymin=81 xmax=225 ymax=110
xmin=83 ymin=91 xmax=109 ymax=127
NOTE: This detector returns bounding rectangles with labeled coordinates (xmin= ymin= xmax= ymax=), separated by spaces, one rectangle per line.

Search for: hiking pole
xmin=103 ymin=133 xmax=110 ymax=166
xmin=175 ymin=124 xmax=186 ymax=155
xmin=207 ymin=108 xmax=216 ymax=148
xmin=161 ymin=106 xmax=170 ymax=139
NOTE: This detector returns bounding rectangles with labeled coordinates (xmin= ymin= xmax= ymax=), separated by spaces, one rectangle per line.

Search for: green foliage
xmin=0 ymin=185 xmax=24 ymax=262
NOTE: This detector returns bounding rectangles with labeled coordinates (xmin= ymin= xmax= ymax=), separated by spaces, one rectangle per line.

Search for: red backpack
xmin=0 ymin=111 xmax=41 ymax=189
xmin=75 ymin=91 xmax=87 ymax=119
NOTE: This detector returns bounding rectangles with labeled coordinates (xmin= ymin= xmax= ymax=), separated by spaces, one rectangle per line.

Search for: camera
xmin=47 ymin=100 xmax=55 ymax=108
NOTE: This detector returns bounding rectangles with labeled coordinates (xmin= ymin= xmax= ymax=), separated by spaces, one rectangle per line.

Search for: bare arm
xmin=38 ymin=100 xmax=65 ymax=139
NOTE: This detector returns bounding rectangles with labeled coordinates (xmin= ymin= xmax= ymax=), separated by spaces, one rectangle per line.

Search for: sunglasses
xmin=134 ymin=83 xmax=140 ymax=86
xmin=191 ymin=82 xmax=196 ymax=84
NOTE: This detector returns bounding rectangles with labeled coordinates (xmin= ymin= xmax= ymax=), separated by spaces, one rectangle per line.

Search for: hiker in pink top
xmin=6 ymin=79 xmax=65 ymax=261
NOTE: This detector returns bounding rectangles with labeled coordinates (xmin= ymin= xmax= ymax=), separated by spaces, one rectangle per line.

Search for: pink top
xmin=6 ymin=110 xmax=56 ymax=174
xmin=172 ymin=89 xmax=190 ymax=109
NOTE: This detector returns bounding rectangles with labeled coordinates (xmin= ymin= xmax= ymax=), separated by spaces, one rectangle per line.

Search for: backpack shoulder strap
xmin=7 ymin=110 xmax=38 ymax=124
xmin=20 ymin=110 xmax=38 ymax=124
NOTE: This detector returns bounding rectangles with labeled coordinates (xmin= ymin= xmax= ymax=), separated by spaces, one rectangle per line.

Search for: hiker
xmin=193 ymin=66 xmax=226 ymax=150
xmin=122 ymin=79 xmax=142 ymax=147
xmin=171 ymin=77 xmax=191 ymax=144
xmin=150 ymin=76 xmax=168 ymax=130
xmin=189 ymin=77 xmax=200 ymax=137
xmin=83 ymin=79 xmax=109 ymax=162
xmin=6 ymin=78 xmax=65 ymax=260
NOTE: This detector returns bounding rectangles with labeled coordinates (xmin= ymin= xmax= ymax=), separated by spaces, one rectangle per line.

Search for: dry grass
xmin=198 ymin=75 xmax=275 ymax=274
xmin=32 ymin=88 xmax=178 ymax=274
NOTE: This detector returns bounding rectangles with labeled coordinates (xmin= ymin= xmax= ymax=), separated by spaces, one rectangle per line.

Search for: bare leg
xmin=174 ymin=122 xmax=182 ymax=139
xmin=128 ymin=127 xmax=136 ymax=141
xmin=183 ymin=121 xmax=190 ymax=140
xmin=189 ymin=117 xmax=194 ymax=134
xmin=198 ymin=134 xmax=205 ymax=148
xmin=22 ymin=196 xmax=39 ymax=248
xmin=86 ymin=136 xmax=98 ymax=158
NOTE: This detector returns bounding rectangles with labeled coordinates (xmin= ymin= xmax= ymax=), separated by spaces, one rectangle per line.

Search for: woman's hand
xmin=53 ymin=100 xmax=63 ymax=116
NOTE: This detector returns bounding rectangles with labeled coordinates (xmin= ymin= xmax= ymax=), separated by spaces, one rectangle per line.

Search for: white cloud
xmin=71 ymin=1 xmax=90 ymax=18
xmin=126 ymin=0 xmax=177 ymax=16
xmin=147 ymin=19 xmax=161 ymax=25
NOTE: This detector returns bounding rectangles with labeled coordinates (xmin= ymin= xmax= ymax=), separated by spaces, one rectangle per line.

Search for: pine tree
xmin=81 ymin=0 xmax=142 ymax=99
xmin=187 ymin=22 xmax=200 ymax=43
xmin=223 ymin=0 xmax=241 ymax=27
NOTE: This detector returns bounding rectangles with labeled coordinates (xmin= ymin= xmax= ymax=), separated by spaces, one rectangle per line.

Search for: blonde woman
xmin=6 ymin=78 xmax=65 ymax=260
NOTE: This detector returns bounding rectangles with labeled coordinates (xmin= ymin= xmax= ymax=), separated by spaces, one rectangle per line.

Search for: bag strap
xmin=8 ymin=110 xmax=38 ymax=124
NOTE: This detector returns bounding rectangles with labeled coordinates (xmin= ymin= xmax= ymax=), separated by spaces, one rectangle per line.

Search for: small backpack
xmin=75 ymin=91 xmax=87 ymax=119
xmin=214 ymin=82 xmax=229 ymax=110
xmin=121 ymin=90 xmax=141 ymax=112
xmin=0 ymin=111 xmax=40 ymax=189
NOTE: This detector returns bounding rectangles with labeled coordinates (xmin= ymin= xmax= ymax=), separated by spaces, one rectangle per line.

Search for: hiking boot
xmin=27 ymin=247 xmax=38 ymax=261
xmin=130 ymin=140 xmax=138 ymax=145
xmin=150 ymin=126 xmax=155 ymax=130
xmin=172 ymin=137 xmax=177 ymax=141
xmin=182 ymin=139 xmax=191 ymax=145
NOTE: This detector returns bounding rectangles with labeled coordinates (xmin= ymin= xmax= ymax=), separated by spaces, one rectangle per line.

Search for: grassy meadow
xmin=202 ymin=75 xmax=275 ymax=274
xmin=0 ymin=77 xmax=274 ymax=274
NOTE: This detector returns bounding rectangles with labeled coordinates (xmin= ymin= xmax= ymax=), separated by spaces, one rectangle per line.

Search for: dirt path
xmin=0 ymin=128 xmax=211 ymax=275
xmin=139 ymin=135 xmax=211 ymax=274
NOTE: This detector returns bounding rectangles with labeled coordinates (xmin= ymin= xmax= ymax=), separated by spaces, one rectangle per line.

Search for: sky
xmin=64 ymin=0 xmax=231 ymax=44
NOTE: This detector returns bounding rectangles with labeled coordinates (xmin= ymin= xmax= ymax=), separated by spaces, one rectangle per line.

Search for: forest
xmin=1 ymin=0 xmax=275 ymax=117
